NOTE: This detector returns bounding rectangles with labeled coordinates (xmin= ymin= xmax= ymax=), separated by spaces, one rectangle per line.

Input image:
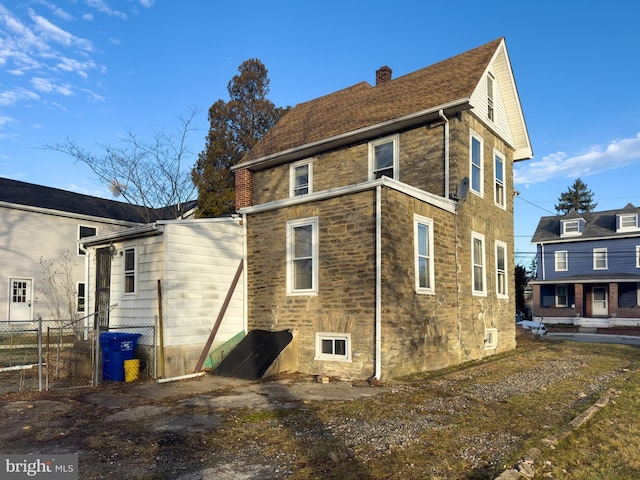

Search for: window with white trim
xmin=618 ymin=214 xmax=639 ymax=232
xmin=484 ymin=328 xmax=497 ymax=349
xmin=368 ymin=135 xmax=398 ymax=180
xmin=315 ymin=333 xmax=351 ymax=362
xmin=286 ymin=217 xmax=319 ymax=295
xmin=487 ymin=74 xmax=495 ymax=122
xmin=636 ymin=245 xmax=640 ymax=268
xmin=470 ymin=131 xmax=484 ymax=197
xmin=472 ymin=232 xmax=486 ymax=295
xmin=78 ymin=225 xmax=97 ymax=254
xmin=555 ymin=284 xmax=568 ymax=307
xmin=124 ymin=247 xmax=136 ymax=294
xmin=495 ymin=241 xmax=507 ymax=298
xmin=561 ymin=219 xmax=582 ymax=237
xmin=593 ymin=248 xmax=608 ymax=270
xmin=494 ymin=151 xmax=505 ymax=208
xmin=77 ymin=282 xmax=85 ymax=313
xmin=414 ymin=214 xmax=434 ymax=294
xmin=290 ymin=160 xmax=313 ymax=197
xmin=555 ymin=251 xmax=568 ymax=271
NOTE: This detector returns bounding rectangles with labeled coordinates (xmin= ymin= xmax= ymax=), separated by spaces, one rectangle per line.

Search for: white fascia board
xmin=238 ymin=177 xmax=457 ymax=215
xmin=233 ymin=99 xmax=470 ymax=172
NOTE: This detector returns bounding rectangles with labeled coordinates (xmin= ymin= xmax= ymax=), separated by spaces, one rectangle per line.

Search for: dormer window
xmin=369 ymin=135 xmax=399 ymax=180
xmin=617 ymin=213 xmax=639 ymax=232
xmin=561 ymin=219 xmax=583 ymax=237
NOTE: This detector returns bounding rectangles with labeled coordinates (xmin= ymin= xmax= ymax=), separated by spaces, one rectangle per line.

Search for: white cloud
xmin=139 ymin=0 xmax=156 ymax=7
xmin=0 ymin=115 xmax=15 ymax=128
xmin=0 ymin=87 xmax=40 ymax=106
xmin=85 ymin=0 xmax=127 ymax=20
xmin=29 ymin=8 xmax=93 ymax=52
xmin=514 ymin=133 xmax=640 ymax=186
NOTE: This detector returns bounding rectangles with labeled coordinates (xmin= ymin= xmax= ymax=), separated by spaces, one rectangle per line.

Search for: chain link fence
xmin=0 ymin=316 xmax=156 ymax=394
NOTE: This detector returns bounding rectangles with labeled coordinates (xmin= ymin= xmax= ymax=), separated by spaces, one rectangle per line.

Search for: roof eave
xmin=233 ymin=99 xmax=471 ymax=172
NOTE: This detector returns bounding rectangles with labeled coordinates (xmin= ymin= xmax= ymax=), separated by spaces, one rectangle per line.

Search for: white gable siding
xmin=0 ymin=204 xmax=133 ymax=321
xmin=469 ymin=65 xmax=515 ymax=147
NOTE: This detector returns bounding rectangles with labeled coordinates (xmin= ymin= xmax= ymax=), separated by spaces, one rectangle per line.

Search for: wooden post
xmin=194 ymin=260 xmax=244 ymax=373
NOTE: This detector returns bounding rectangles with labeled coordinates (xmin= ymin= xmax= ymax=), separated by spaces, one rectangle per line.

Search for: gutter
xmin=80 ymin=222 xmax=162 ymax=248
xmin=438 ymin=109 xmax=450 ymax=199
xmin=233 ymin=99 xmax=470 ymax=172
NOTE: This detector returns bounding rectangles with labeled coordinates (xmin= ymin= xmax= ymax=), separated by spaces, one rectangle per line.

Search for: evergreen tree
xmin=554 ymin=178 xmax=597 ymax=214
xmin=192 ymin=59 xmax=289 ymax=217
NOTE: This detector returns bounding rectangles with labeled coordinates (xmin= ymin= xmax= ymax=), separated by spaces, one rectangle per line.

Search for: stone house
xmin=232 ymin=37 xmax=532 ymax=380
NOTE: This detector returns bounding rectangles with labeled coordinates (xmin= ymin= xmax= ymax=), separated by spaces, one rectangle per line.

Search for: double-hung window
xmin=495 ymin=241 xmax=507 ymax=298
xmin=636 ymin=245 xmax=640 ymax=268
xmin=414 ymin=214 xmax=434 ymax=294
xmin=472 ymin=232 xmax=486 ymax=295
xmin=77 ymin=282 xmax=86 ymax=312
xmin=124 ymin=247 xmax=136 ymax=294
xmin=593 ymin=248 xmax=608 ymax=270
xmin=369 ymin=135 xmax=398 ymax=180
xmin=315 ymin=333 xmax=351 ymax=362
xmin=290 ymin=160 xmax=313 ymax=197
xmin=286 ymin=217 xmax=319 ymax=295
xmin=487 ymin=74 xmax=495 ymax=122
xmin=555 ymin=284 xmax=568 ymax=307
xmin=78 ymin=225 xmax=97 ymax=254
xmin=470 ymin=131 xmax=484 ymax=197
xmin=555 ymin=251 xmax=568 ymax=271
xmin=494 ymin=151 xmax=505 ymax=208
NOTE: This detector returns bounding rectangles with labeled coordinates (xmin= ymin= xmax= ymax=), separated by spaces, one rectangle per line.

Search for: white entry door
xmin=592 ymin=286 xmax=608 ymax=316
xmin=9 ymin=278 xmax=33 ymax=321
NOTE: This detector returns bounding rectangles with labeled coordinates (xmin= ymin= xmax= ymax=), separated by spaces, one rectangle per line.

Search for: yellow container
xmin=124 ymin=359 xmax=140 ymax=382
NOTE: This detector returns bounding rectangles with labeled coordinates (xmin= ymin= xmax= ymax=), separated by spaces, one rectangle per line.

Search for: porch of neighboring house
xmin=532 ymin=281 xmax=640 ymax=328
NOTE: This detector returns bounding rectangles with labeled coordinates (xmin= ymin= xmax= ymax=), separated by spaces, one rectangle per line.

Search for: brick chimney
xmin=376 ymin=66 xmax=392 ymax=85
xmin=234 ymin=168 xmax=254 ymax=209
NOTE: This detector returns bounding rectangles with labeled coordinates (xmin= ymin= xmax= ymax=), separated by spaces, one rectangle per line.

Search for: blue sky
xmin=2 ymin=1 xmax=640 ymax=265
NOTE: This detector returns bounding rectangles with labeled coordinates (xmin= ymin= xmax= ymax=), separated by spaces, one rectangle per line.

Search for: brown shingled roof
xmin=241 ymin=37 xmax=503 ymax=165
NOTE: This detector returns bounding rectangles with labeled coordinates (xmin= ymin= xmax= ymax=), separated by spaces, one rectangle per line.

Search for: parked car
xmin=516 ymin=320 xmax=547 ymax=335
xmin=515 ymin=310 xmax=526 ymax=322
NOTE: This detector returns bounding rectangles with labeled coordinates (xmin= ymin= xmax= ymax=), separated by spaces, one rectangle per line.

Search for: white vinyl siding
xmin=414 ymin=214 xmax=434 ymax=294
xmin=472 ymin=232 xmax=486 ymax=296
xmin=470 ymin=130 xmax=484 ymax=197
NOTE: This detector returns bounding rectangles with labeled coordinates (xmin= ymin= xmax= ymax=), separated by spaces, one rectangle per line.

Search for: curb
xmin=494 ymin=389 xmax=619 ymax=479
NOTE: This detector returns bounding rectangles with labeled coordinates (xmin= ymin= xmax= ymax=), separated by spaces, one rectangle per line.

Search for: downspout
xmin=438 ymin=109 xmax=450 ymax=199
xmin=374 ymin=185 xmax=382 ymax=380
xmin=242 ymin=213 xmax=249 ymax=335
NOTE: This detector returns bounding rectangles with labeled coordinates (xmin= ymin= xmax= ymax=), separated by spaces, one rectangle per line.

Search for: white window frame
xmin=315 ymin=332 xmax=352 ymax=362
xmin=472 ymin=232 xmax=486 ymax=296
xmin=493 ymin=150 xmax=505 ymax=209
xmin=78 ymin=225 xmax=97 ymax=255
xmin=593 ymin=248 xmax=608 ymax=270
xmin=286 ymin=217 xmax=319 ymax=295
xmin=618 ymin=214 xmax=639 ymax=232
xmin=289 ymin=159 xmax=313 ymax=197
xmin=561 ymin=219 xmax=581 ymax=237
xmin=124 ymin=247 xmax=137 ymax=295
xmin=484 ymin=328 xmax=498 ymax=349
xmin=368 ymin=134 xmax=399 ymax=181
xmin=495 ymin=240 xmax=508 ymax=299
xmin=414 ymin=214 xmax=435 ymax=294
xmin=555 ymin=284 xmax=568 ymax=307
xmin=470 ymin=130 xmax=484 ymax=197
xmin=636 ymin=245 xmax=640 ymax=268
xmin=487 ymin=74 xmax=495 ymax=122
xmin=555 ymin=250 xmax=568 ymax=272
xmin=77 ymin=282 xmax=86 ymax=313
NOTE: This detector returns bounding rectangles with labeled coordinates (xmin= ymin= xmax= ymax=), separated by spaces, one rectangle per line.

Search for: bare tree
xmin=45 ymin=108 xmax=200 ymax=222
xmin=39 ymin=252 xmax=79 ymax=326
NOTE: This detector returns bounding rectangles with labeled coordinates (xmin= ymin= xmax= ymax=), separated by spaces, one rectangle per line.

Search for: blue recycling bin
xmin=99 ymin=332 xmax=142 ymax=381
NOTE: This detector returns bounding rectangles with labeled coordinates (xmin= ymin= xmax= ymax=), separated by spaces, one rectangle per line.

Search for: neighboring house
xmin=531 ymin=204 xmax=640 ymax=326
xmin=80 ymin=218 xmax=245 ymax=378
xmin=0 ymin=177 xmax=179 ymax=323
xmin=232 ymin=37 xmax=532 ymax=380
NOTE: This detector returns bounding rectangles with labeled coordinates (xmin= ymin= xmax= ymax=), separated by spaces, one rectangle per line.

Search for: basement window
xmin=484 ymin=328 xmax=498 ymax=349
xmin=315 ymin=333 xmax=352 ymax=362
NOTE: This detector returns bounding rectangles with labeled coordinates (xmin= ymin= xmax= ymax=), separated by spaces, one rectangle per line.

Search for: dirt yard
xmin=2 ymin=334 xmax=639 ymax=479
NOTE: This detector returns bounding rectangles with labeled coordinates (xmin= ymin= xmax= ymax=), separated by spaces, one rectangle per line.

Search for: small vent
xmin=484 ymin=328 xmax=498 ymax=349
